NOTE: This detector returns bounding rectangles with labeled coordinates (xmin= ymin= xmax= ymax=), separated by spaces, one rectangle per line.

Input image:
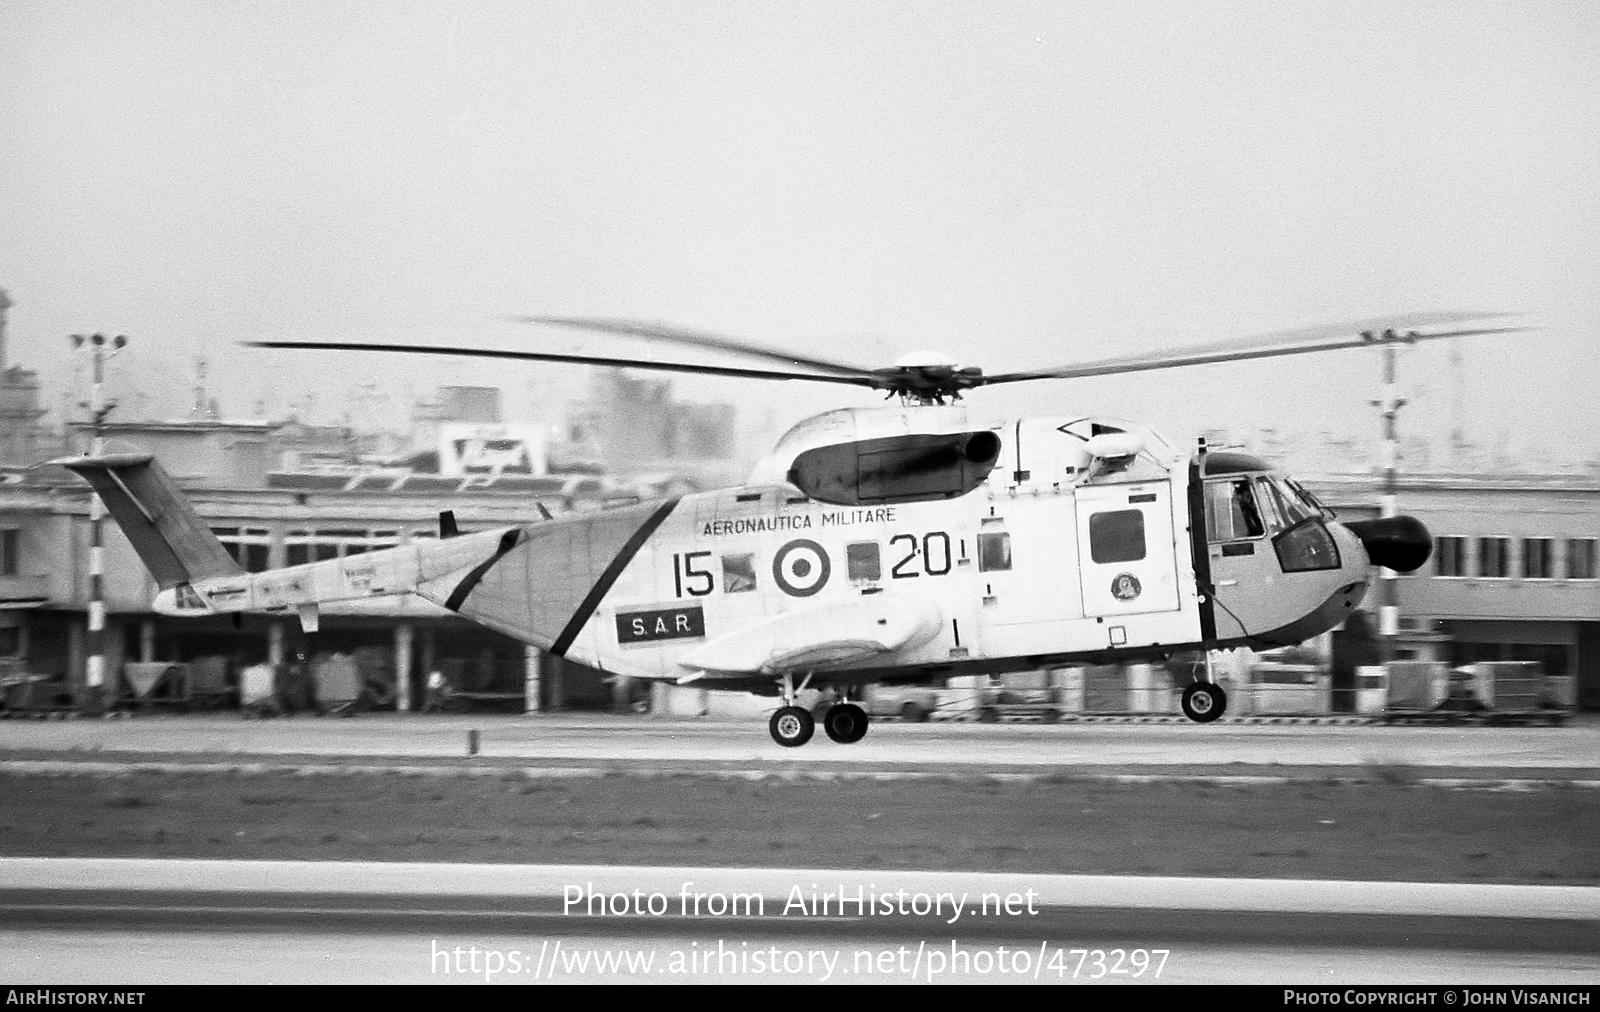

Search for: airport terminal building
xmin=2 ymin=419 xmax=1597 ymax=713
xmin=1309 ymin=472 xmax=1599 ymax=708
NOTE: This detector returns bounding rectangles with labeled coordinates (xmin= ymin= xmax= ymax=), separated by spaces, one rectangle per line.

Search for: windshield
xmin=1206 ymin=472 xmax=1333 ymax=542
xmin=1281 ymin=476 xmax=1334 ymax=519
xmin=1254 ymin=476 xmax=1318 ymax=532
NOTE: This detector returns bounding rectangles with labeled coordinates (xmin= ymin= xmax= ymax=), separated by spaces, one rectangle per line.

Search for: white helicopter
xmin=61 ymin=312 xmax=1517 ymax=746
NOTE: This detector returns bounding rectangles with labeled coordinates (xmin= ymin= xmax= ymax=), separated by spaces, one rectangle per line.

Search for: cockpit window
xmin=1254 ymin=477 xmax=1316 ymax=533
xmin=1206 ymin=479 xmax=1265 ymax=542
xmin=1283 ymin=476 xmax=1333 ymax=519
xmin=1253 ymin=478 xmax=1288 ymax=533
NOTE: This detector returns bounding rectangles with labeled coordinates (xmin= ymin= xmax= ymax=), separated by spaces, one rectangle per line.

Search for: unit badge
xmin=1110 ymin=572 xmax=1142 ymax=601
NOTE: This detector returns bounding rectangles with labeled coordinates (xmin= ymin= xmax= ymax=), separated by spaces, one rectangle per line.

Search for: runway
xmin=4 ymin=713 xmax=1598 ymax=775
xmin=0 ymin=714 xmax=1595 ymax=985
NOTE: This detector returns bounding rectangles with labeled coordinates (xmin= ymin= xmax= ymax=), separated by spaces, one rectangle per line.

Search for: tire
xmin=769 ymin=705 xmax=815 ymax=747
xmin=823 ymin=703 xmax=870 ymax=744
xmin=1181 ymin=682 xmax=1227 ymax=723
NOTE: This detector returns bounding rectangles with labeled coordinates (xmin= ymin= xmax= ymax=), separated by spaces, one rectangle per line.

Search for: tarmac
xmin=1 ymin=711 xmax=1597 ymax=788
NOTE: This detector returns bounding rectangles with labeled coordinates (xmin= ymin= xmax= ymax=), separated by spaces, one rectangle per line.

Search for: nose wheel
xmin=1181 ymin=681 xmax=1227 ymax=723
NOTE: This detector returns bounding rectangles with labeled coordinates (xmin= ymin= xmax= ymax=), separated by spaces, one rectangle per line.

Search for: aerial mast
xmin=1371 ymin=333 xmax=1409 ymax=665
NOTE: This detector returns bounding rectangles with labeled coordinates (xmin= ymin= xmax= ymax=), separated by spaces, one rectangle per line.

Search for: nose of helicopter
xmin=1341 ymin=516 xmax=1433 ymax=573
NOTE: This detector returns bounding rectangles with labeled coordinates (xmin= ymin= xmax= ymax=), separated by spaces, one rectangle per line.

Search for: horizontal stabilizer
xmin=52 ymin=452 xmax=243 ymax=590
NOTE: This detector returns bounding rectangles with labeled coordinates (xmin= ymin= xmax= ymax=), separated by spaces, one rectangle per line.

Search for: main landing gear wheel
xmin=1181 ymin=682 xmax=1227 ymax=723
xmin=823 ymin=703 xmax=870 ymax=744
xmin=769 ymin=706 xmax=815 ymax=747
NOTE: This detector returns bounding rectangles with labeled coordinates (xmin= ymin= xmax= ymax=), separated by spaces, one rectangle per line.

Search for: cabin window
xmin=977 ymin=531 xmax=1011 ymax=572
xmin=1206 ymin=479 xmax=1265 ymax=542
xmin=1569 ymin=539 xmax=1597 ymax=580
xmin=1477 ymin=537 xmax=1510 ymax=578
xmin=1089 ymin=509 xmax=1146 ymax=564
xmin=1522 ymin=538 xmax=1554 ymax=580
xmin=722 ymin=553 xmax=757 ymax=593
xmin=846 ymin=542 xmax=881 ymax=582
xmin=1434 ymin=536 xmax=1466 ymax=577
xmin=0 ymin=530 xmax=17 ymax=576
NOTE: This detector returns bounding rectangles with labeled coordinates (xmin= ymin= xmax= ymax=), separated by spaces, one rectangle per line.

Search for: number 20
xmin=891 ymin=532 xmax=952 ymax=578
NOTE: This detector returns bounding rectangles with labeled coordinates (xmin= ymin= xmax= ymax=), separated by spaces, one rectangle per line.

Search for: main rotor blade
xmin=246 ymin=340 xmax=885 ymax=387
xmin=983 ymin=313 xmax=1527 ymax=386
xmin=510 ymin=316 xmax=880 ymax=380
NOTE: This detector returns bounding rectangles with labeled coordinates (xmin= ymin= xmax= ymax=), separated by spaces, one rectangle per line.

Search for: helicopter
xmin=59 ymin=311 xmax=1519 ymax=746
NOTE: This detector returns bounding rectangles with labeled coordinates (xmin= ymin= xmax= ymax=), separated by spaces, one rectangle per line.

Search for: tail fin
xmin=53 ymin=452 xmax=244 ymax=589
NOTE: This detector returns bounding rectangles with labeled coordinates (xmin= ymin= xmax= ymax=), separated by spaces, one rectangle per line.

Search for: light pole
xmin=1368 ymin=332 xmax=1410 ymax=665
xmin=70 ymin=332 xmax=127 ymax=713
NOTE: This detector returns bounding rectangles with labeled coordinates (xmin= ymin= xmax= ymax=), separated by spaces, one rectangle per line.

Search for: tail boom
xmin=153 ymin=527 xmax=526 ymax=618
xmin=56 ymin=451 xmax=526 ymax=624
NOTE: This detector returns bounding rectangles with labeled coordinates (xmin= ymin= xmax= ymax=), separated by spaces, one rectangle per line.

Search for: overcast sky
xmin=3 ymin=2 xmax=1596 ymax=471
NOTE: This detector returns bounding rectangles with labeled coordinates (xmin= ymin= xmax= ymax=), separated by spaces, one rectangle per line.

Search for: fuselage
xmin=522 ymin=418 xmax=1374 ymax=689
xmin=154 ymin=411 xmax=1384 ymax=696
